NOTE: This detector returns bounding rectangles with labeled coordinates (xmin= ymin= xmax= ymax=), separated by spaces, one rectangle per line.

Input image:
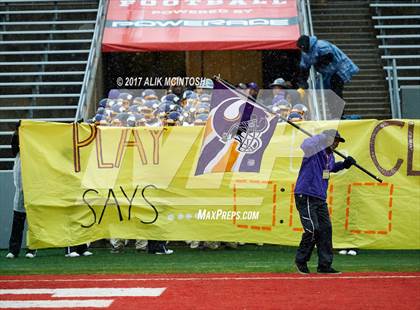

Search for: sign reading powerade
xmin=20 ymin=120 xmax=420 ymax=249
xmin=102 ymin=0 xmax=300 ymax=51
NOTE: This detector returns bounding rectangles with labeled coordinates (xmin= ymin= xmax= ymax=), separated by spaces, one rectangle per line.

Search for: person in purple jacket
xmin=294 ymin=129 xmax=356 ymax=274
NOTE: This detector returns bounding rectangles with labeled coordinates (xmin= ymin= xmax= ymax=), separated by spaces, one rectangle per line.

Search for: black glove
xmin=343 ymin=156 xmax=356 ymax=169
xmin=297 ymin=68 xmax=310 ymax=89
xmin=317 ymin=53 xmax=334 ymax=67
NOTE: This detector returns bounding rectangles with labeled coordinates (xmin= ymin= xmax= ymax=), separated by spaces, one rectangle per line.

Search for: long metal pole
xmin=215 ymin=77 xmax=383 ymax=183
xmin=392 ymin=58 xmax=402 ymax=118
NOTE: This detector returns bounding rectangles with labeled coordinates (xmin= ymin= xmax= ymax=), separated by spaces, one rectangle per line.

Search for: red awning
xmin=102 ymin=0 xmax=300 ymax=52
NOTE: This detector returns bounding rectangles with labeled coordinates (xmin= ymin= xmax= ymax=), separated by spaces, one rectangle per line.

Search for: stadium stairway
xmin=310 ymin=0 xmax=391 ymax=119
xmin=0 ymin=0 xmax=99 ymax=170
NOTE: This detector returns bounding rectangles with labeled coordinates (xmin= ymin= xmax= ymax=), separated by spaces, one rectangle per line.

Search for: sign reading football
xmin=102 ymin=0 xmax=299 ymax=51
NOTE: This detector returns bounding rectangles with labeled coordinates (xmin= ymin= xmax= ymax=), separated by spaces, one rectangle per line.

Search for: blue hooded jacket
xmin=300 ymin=36 xmax=359 ymax=88
xmin=294 ymin=134 xmax=345 ymax=201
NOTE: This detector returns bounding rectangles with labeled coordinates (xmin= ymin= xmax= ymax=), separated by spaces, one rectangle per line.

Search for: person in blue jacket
xmin=294 ymin=129 xmax=356 ymax=274
xmin=296 ymin=35 xmax=359 ymax=99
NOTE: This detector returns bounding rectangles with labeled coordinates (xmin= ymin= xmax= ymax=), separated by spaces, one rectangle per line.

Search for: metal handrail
xmin=371 ymin=3 xmax=420 ymax=119
xmin=75 ymin=0 xmax=108 ymax=122
xmin=298 ymin=0 xmax=323 ymax=120
xmin=370 ymin=3 xmax=420 ymax=8
xmin=391 ymin=59 xmax=402 ymax=118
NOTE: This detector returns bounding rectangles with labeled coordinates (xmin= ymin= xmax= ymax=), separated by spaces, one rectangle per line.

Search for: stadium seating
xmin=0 ymin=0 xmax=102 ymax=170
xmin=310 ymin=0 xmax=391 ymax=119
xmin=370 ymin=1 xmax=420 ymax=118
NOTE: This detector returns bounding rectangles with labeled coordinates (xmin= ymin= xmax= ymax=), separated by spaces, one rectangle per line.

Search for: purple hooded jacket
xmin=294 ymin=134 xmax=345 ymax=201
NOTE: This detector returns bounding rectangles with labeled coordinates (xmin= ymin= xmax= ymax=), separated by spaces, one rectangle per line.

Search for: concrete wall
xmin=0 ymin=171 xmax=23 ymax=249
xmin=401 ymin=86 xmax=420 ymax=119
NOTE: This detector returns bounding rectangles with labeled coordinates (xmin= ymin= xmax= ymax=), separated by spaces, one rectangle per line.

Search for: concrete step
xmin=5 ymin=13 xmax=98 ymax=23
xmin=340 ymin=46 xmax=379 ymax=51
xmin=345 ymin=85 xmax=387 ymax=91
xmin=313 ymin=26 xmax=374 ymax=33
xmin=0 ymin=96 xmax=79 ymax=106
xmin=0 ymin=63 xmax=87 ymax=72
xmin=347 ymin=59 xmax=382 ymax=65
xmin=0 ymin=2 xmax=99 ymax=11
xmin=313 ymin=20 xmax=374 ymax=27
xmin=345 ymin=102 xmax=390 ymax=109
xmin=351 ymin=79 xmax=386 ymax=85
xmin=312 ymin=13 xmax=371 ymax=20
xmin=353 ymin=63 xmax=385 ymax=69
xmin=0 ymin=85 xmax=82 ymax=95
xmin=345 ymin=106 xmax=390 ymax=113
xmin=343 ymin=90 xmax=388 ymax=97
xmin=1 ymin=32 xmax=94 ymax=41
xmin=343 ymin=54 xmax=382 ymax=60
xmin=352 ymin=74 xmax=384 ymax=80
xmin=0 ymin=73 xmax=85 ymax=83
xmin=344 ymin=113 xmax=391 ymax=120
xmin=311 ymin=2 xmax=369 ymax=9
xmin=339 ymin=48 xmax=381 ymax=55
xmin=326 ymin=39 xmax=378 ymax=45
xmin=0 ymin=109 xmax=77 ymax=120
xmin=357 ymin=68 xmax=386 ymax=74
xmin=0 ymin=52 xmax=89 ymax=62
xmin=0 ymin=117 xmax=75 ymax=123
xmin=0 ymin=41 xmax=92 ymax=51
xmin=345 ymin=95 xmax=388 ymax=100
xmin=311 ymin=8 xmax=369 ymax=14
xmin=344 ymin=108 xmax=390 ymax=116
xmin=315 ymin=32 xmax=374 ymax=39
xmin=1 ymin=20 xmax=96 ymax=32
xmin=355 ymin=67 xmax=383 ymax=72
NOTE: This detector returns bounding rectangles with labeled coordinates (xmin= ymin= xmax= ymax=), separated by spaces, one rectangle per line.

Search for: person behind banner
xmin=294 ymin=129 xmax=356 ymax=274
xmin=269 ymin=78 xmax=290 ymax=105
xmin=296 ymin=35 xmax=359 ymax=100
xmin=246 ymin=82 xmax=260 ymax=101
xmin=5 ymin=121 xmax=37 ymax=259
xmin=65 ymin=244 xmax=92 ymax=258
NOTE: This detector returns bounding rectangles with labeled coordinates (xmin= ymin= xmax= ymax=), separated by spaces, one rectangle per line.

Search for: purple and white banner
xmin=195 ymin=80 xmax=279 ymax=175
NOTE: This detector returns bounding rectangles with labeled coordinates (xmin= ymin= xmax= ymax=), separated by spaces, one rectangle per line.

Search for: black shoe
xmin=296 ymin=263 xmax=310 ymax=274
xmin=148 ymin=244 xmax=174 ymax=255
xmin=317 ymin=267 xmax=341 ymax=274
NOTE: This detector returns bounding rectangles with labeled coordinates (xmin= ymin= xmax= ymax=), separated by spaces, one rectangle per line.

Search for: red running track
xmin=0 ymin=273 xmax=419 ymax=309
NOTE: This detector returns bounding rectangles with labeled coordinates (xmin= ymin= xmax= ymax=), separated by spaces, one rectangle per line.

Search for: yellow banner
xmin=20 ymin=119 xmax=420 ymax=249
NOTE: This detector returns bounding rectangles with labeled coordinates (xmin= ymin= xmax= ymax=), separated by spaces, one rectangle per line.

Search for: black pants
xmin=8 ymin=211 xmax=26 ymax=256
xmin=330 ymin=73 xmax=344 ymax=99
xmin=295 ymin=194 xmax=333 ymax=269
xmin=8 ymin=211 xmax=36 ymax=256
xmin=329 ymin=73 xmax=345 ymax=119
xmin=147 ymin=241 xmax=166 ymax=254
xmin=65 ymin=244 xmax=88 ymax=255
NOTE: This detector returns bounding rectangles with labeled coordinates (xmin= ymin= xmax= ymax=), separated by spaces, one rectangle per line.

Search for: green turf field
xmin=1 ymin=245 xmax=419 ymax=275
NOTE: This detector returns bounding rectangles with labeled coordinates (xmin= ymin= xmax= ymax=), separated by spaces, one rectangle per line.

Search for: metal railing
xmin=297 ymin=0 xmax=325 ymax=120
xmin=75 ymin=0 xmax=108 ymax=122
xmin=370 ymin=2 xmax=420 ymax=119
xmin=382 ymin=56 xmax=420 ymax=119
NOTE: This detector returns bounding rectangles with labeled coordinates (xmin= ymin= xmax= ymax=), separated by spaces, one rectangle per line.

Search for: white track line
xmin=0 ymin=300 xmax=112 ymax=309
xmin=0 ymin=288 xmax=166 ymax=297
xmin=0 ymin=275 xmax=419 ymax=283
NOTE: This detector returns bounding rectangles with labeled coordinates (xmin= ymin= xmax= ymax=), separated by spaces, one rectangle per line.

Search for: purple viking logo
xmin=195 ymin=81 xmax=278 ymax=175
xmin=212 ymin=96 xmax=270 ymax=154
